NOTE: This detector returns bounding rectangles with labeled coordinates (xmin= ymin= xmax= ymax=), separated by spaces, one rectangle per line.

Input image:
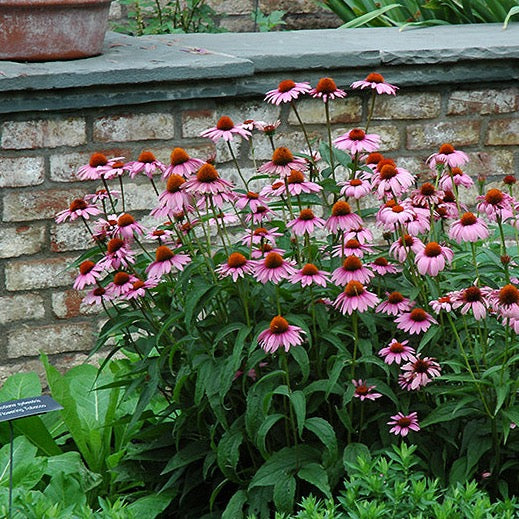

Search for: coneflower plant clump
xmin=56 ymin=73 xmax=518 ymax=517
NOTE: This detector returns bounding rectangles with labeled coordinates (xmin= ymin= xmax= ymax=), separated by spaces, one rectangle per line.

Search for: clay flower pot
xmin=0 ymin=0 xmax=113 ymax=61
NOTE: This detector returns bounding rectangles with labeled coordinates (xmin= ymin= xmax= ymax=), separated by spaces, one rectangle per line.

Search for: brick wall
xmin=109 ymin=0 xmax=342 ymax=32
xmin=0 ymin=72 xmax=518 ymax=379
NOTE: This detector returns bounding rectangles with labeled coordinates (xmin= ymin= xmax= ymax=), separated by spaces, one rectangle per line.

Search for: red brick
xmin=0 ymin=157 xmax=45 ymax=187
xmin=0 ymin=224 xmax=46 ymax=258
xmin=406 ymin=121 xmax=480 ymax=149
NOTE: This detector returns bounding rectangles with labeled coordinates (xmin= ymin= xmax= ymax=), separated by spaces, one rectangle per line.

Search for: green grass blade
xmin=340 ymin=4 xmax=403 ymax=28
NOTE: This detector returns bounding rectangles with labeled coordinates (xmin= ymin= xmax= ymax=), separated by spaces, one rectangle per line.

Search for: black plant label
xmin=0 ymin=395 xmax=63 ymax=423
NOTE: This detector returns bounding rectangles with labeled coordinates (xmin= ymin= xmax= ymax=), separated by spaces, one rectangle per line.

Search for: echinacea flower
xmin=55 ymin=199 xmax=101 ymax=224
xmin=388 ymin=412 xmax=420 ymax=437
xmin=244 ymin=205 xmax=277 ymax=225
xmin=254 ymin=119 xmax=282 ymax=135
xmin=427 ymin=143 xmax=469 ymax=169
xmin=333 ymin=128 xmax=381 ymax=155
xmin=376 ymin=292 xmax=413 ymax=316
xmin=145 ymin=245 xmax=191 ymax=278
xmin=379 ymin=339 xmax=416 ymax=365
xmin=332 ymin=238 xmax=373 ymax=258
xmin=124 ymin=277 xmax=160 ymax=300
xmin=333 ymin=280 xmax=379 ymax=315
xmin=339 ymin=177 xmax=372 ymax=199
xmin=258 ymin=315 xmax=306 ymax=353
xmin=115 ymin=213 xmax=146 ymax=240
xmin=83 ymin=286 xmax=112 ymax=305
xmin=183 ymin=163 xmax=234 ymax=197
xmin=448 ymin=212 xmax=489 ymax=243
xmin=73 ymin=260 xmax=104 ymax=290
xmin=200 ymin=116 xmax=251 ymax=143
xmin=326 ymin=201 xmax=363 ymax=233
xmin=476 ymin=188 xmax=514 ymax=221
xmin=492 ymin=284 xmax=519 ymax=319
xmin=126 ymin=150 xmax=166 ymax=179
xmin=399 ymin=356 xmax=441 ymax=390
xmin=264 ymin=79 xmax=311 ymax=105
xmin=395 ymin=308 xmax=437 ymax=335
xmin=97 ymin=238 xmax=136 ymax=270
xmin=389 ymin=234 xmax=425 ymax=262
xmin=331 ymin=256 xmax=374 ymax=286
xmin=438 ymin=167 xmax=474 ymax=191
xmin=241 ymin=227 xmax=283 ymax=247
xmin=235 ymin=191 xmax=269 ymax=212
xmin=371 ymin=163 xmax=414 ymax=199
xmin=215 ymin=252 xmax=256 ymax=282
xmin=254 ymin=252 xmax=297 ymax=284
xmin=152 ymin=174 xmax=192 ymax=218
xmin=309 ymin=77 xmax=346 ymax=103
xmin=450 ymin=285 xmax=491 ymax=320
xmin=415 ymin=242 xmax=454 ymax=276
xmin=258 ymin=147 xmax=307 ymax=178
xmin=291 ymin=263 xmax=329 ymax=287
xmin=352 ymin=379 xmax=382 ymax=401
xmin=377 ymin=203 xmax=415 ymax=230
xmin=410 ymin=182 xmax=444 ymax=207
xmin=286 ymin=208 xmax=325 ymax=236
xmin=76 ymin=152 xmax=118 ymax=181
xmin=351 ymin=72 xmax=398 ymax=96
xmin=284 ymin=169 xmax=322 ymax=196
xmin=369 ymin=257 xmax=400 ymax=275
xmin=429 ymin=295 xmax=452 ymax=313
xmin=105 ymin=271 xmax=136 ymax=298
xmin=162 ymin=148 xmax=204 ymax=178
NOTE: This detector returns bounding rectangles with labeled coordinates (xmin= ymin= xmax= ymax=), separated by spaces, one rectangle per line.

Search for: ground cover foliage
xmin=54 ymin=73 xmax=519 ymax=516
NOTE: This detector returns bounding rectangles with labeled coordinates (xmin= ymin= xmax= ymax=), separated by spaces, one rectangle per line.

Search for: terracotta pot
xmin=0 ymin=0 xmax=113 ymax=61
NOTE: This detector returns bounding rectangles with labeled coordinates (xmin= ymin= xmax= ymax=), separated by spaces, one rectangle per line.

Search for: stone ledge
xmin=0 ymin=24 xmax=517 ymax=113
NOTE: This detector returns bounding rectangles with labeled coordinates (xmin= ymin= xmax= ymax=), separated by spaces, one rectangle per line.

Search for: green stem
xmin=226 ymin=141 xmax=249 ymax=190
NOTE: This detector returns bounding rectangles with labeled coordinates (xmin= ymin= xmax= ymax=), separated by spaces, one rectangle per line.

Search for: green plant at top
xmin=271 ymin=444 xmax=519 ymax=518
xmin=113 ymin=0 xmax=223 ymax=35
xmin=54 ymin=73 xmax=519 ymax=517
xmin=319 ymin=0 xmax=519 ymax=29
xmin=251 ymin=9 xmax=287 ymax=32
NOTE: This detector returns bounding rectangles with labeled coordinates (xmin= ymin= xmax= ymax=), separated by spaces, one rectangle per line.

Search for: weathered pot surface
xmin=0 ymin=0 xmax=113 ymax=62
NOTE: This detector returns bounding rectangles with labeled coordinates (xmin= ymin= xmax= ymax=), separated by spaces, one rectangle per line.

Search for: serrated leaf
xmin=297 ymin=462 xmax=331 ymax=498
xmin=217 ymin=419 xmax=244 ymax=482
xmin=290 ymin=390 xmax=306 ymax=438
xmin=222 ymin=489 xmax=247 ymax=519
xmin=304 ymin=417 xmax=338 ymax=465
xmin=343 ymin=442 xmax=371 ymax=470
xmin=290 ymin=346 xmax=310 ymax=383
xmin=273 ymin=473 xmax=296 ymax=513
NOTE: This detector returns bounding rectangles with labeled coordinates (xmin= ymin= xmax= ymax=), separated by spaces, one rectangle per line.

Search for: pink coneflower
xmin=76 ymin=152 xmax=117 ymax=181
xmin=291 ymin=263 xmax=329 ymax=287
xmin=285 ymin=169 xmax=322 ymax=196
xmin=332 ymin=238 xmax=373 ymax=258
xmin=476 ymin=188 xmax=514 ymax=221
xmin=208 ymin=211 xmax=240 ymax=227
xmin=438 ymin=167 xmax=474 ymax=191
xmin=331 ymin=256 xmax=374 ymax=286
xmin=309 ymin=77 xmax=346 ymax=102
xmin=415 ymin=242 xmax=453 ymax=276
xmin=376 ymin=292 xmax=413 ymax=316
xmin=145 ymin=245 xmax=191 ymax=278
xmin=448 ymin=212 xmax=489 ymax=243
xmin=410 ymin=182 xmax=444 ymax=207
xmin=326 ymin=201 xmax=363 ymax=233
xmin=352 ymin=379 xmax=382 ymax=401
xmin=92 ymin=215 xmax=118 ymax=241
xmin=83 ymin=286 xmax=112 ymax=305
xmin=215 ymin=252 xmax=256 ymax=282
xmin=333 ymin=128 xmax=381 ymax=155
xmin=260 ymin=180 xmax=286 ymax=198
xmin=450 ymin=286 xmax=491 ymax=320
xmin=162 ymin=148 xmax=204 ymax=179
xmin=200 ymin=116 xmax=251 ymax=143
xmin=258 ymin=147 xmax=307 ymax=178
xmin=73 ymin=260 xmax=104 ymax=290
xmin=235 ymin=191 xmax=269 ymax=212
xmin=427 ymin=143 xmax=469 ymax=169
xmin=369 ymin=257 xmax=401 ymax=275
xmin=152 ymin=174 xmax=191 ymax=218
xmin=145 ymin=228 xmax=175 ymax=244
xmin=124 ymin=277 xmax=160 ymax=300
xmin=287 ymin=208 xmax=325 ymax=236
xmin=430 ymin=295 xmax=453 ymax=313
xmin=395 ymin=308 xmax=437 ymax=335
xmin=264 ymin=79 xmax=311 ymax=105
xmin=388 ymin=412 xmax=420 ymax=437
xmin=372 ymin=164 xmax=414 ymax=199
xmin=377 ymin=202 xmax=415 ymax=230
xmin=126 ymin=150 xmax=166 ymax=179
xmin=84 ymin=189 xmax=120 ymax=204
xmin=115 ymin=213 xmax=146 ymax=240
xmin=379 ymin=339 xmax=416 ymax=365
xmin=251 ymin=243 xmax=286 ymax=259
xmin=55 ymin=198 xmax=101 ymax=224
xmin=244 ymin=205 xmax=277 ymax=225
xmin=400 ymin=356 xmax=441 ymax=390
xmin=492 ymin=284 xmax=519 ymax=319
xmin=389 ymin=234 xmax=424 ymax=262
xmin=258 ymin=316 xmax=306 ymax=353
xmin=105 ymin=271 xmax=136 ymax=298
xmin=339 ymin=177 xmax=372 ymax=199
xmin=351 ymin=72 xmax=398 ymax=95
xmin=183 ymin=163 xmax=234 ymax=197
xmin=405 ymin=205 xmax=431 ymax=236
xmin=333 ymin=280 xmax=379 ymax=315
xmin=97 ymin=238 xmax=136 ymax=270
xmin=102 ymin=159 xmax=128 ymax=180
xmin=241 ymin=227 xmax=283 ymax=247
xmin=254 ymin=119 xmax=282 ymax=135
xmin=344 ymin=226 xmax=374 ymax=245
xmin=254 ymin=252 xmax=297 ymax=284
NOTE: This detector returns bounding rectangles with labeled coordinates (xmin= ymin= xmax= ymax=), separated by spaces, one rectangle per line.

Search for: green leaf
xmin=161 ymin=441 xmax=208 ymax=475
xmin=184 ymin=282 xmax=217 ymax=327
xmin=256 ymin=414 xmax=284 ymax=458
xmin=0 ymin=436 xmax=43 ymax=490
xmin=290 ymin=390 xmax=306 ymax=438
xmin=290 ymin=346 xmax=310 ymax=383
xmin=297 ymin=462 xmax=331 ymax=498
xmin=503 ymin=6 xmax=519 ymax=28
xmin=273 ymin=473 xmax=296 ymax=513
xmin=340 ymin=4 xmax=402 ymax=28
xmin=127 ymin=493 xmax=173 ymax=518
xmin=420 ymin=399 xmax=478 ymax=427
xmin=217 ymin=419 xmax=244 ymax=482
xmin=343 ymin=442 xmax=371 ymax=470
xmin=222 ymin=489 xmax=247 ymax=519
xmin=304 ymin=417 xmax=338 ymax=465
